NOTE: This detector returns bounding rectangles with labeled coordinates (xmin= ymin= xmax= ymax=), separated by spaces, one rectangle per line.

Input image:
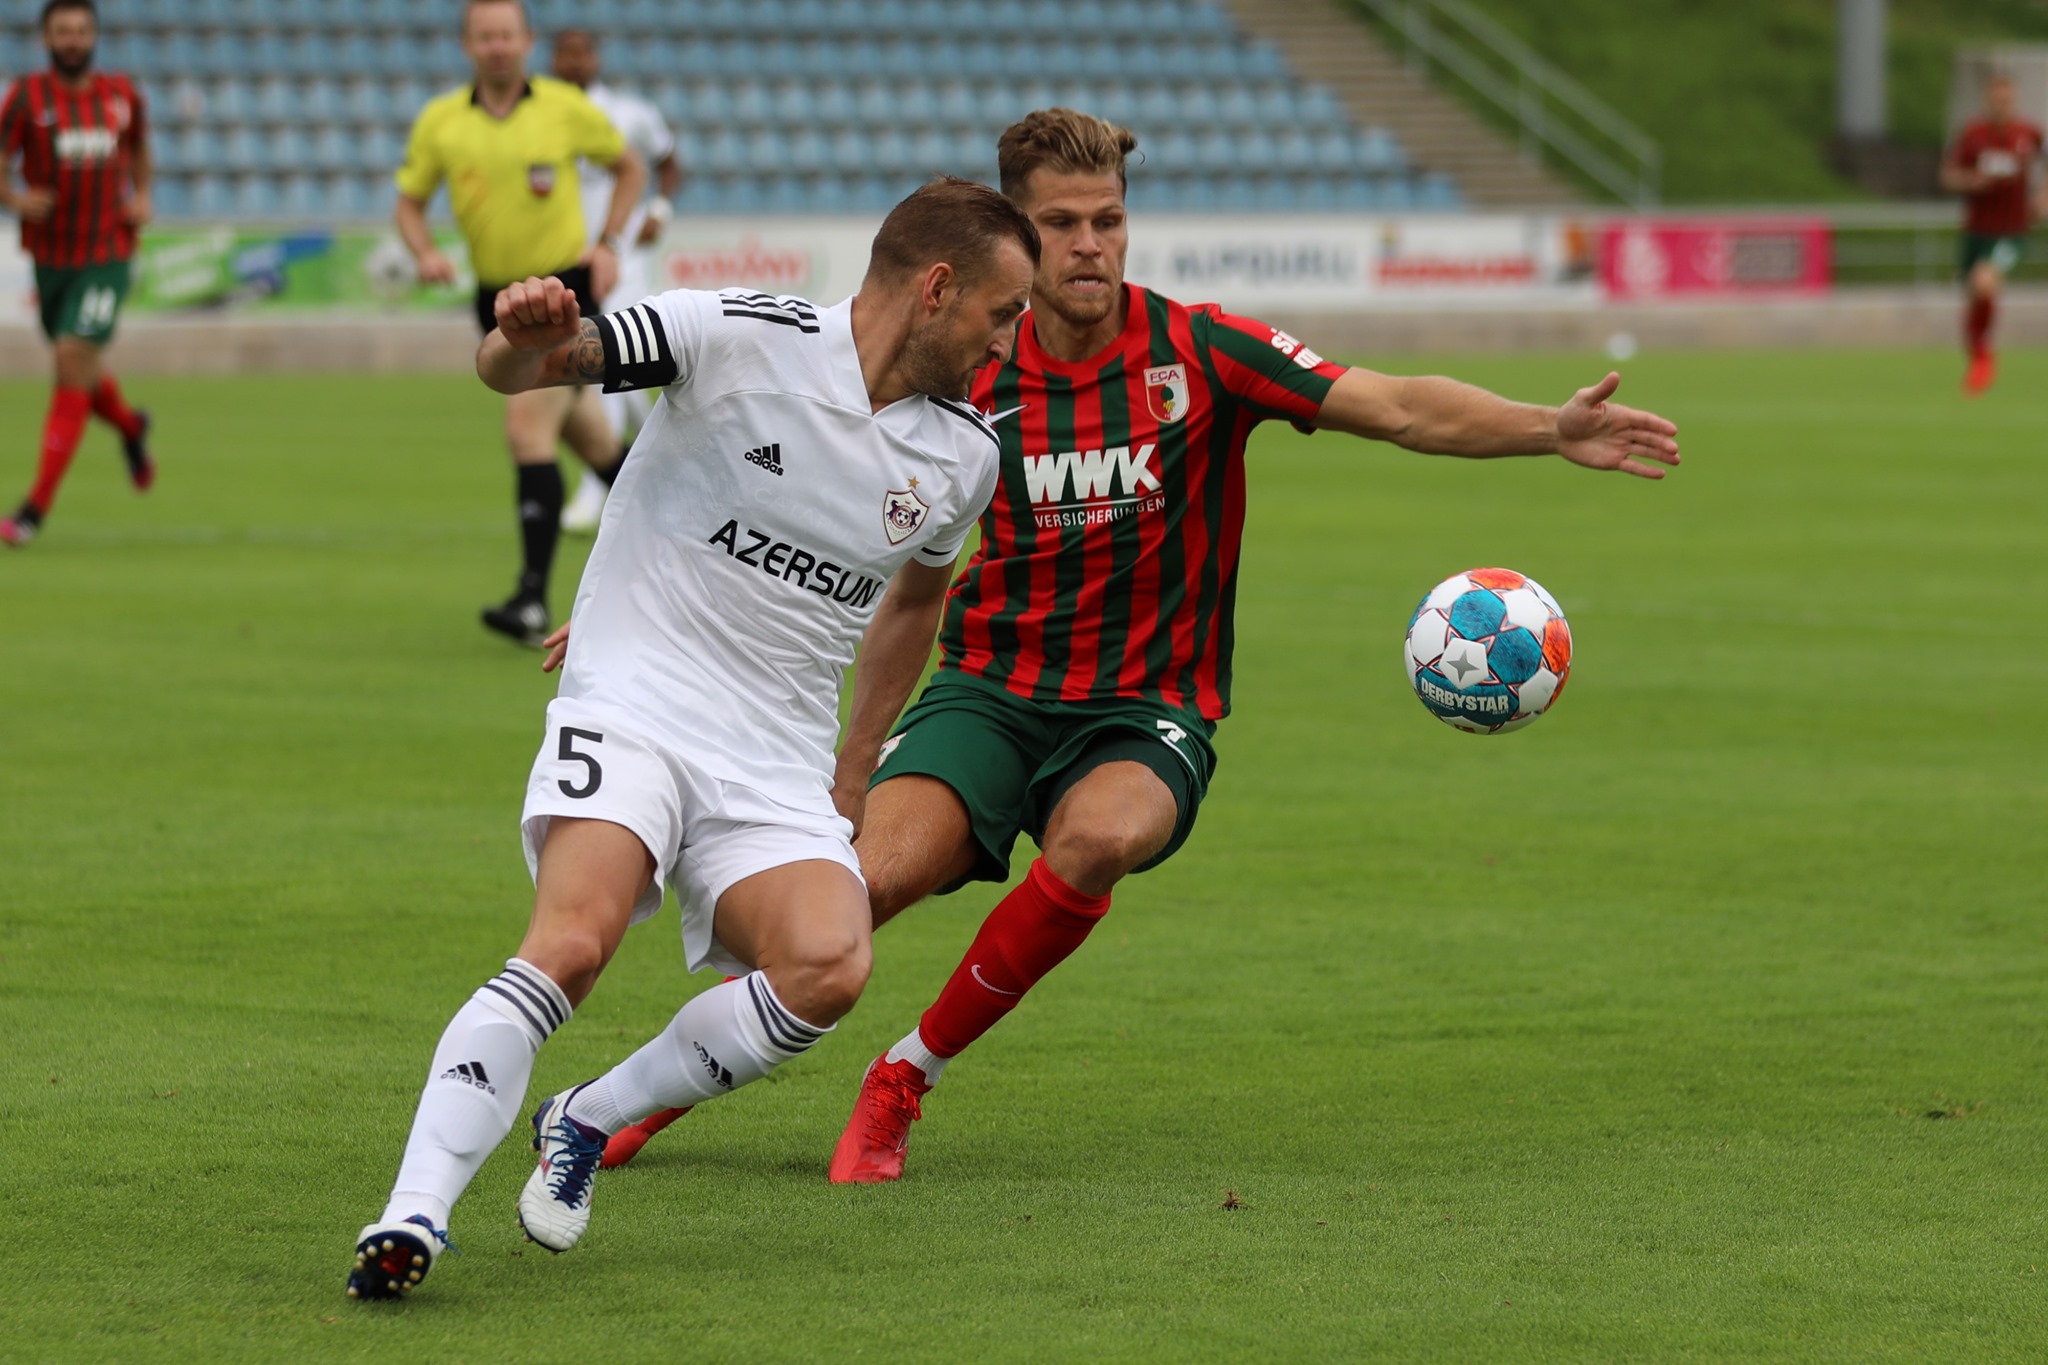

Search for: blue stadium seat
xmin=1297 ymin=86 xmax=1347 ymax=129
xmin=1146 ymin=128 xmax=1195 ymax=174
xmin=771 ymin=81 xmax=817 ymax=127
xmin=220 ymin=126 xmax=264 ymax=173
xmin=340 ymin=79 xmax=387 ymax=125
xmin=1271 ymin=130 xmax=1316 ymax=173
xmin=827 ymin=127 xmax=874 ymax=169
xmin=153 ymin=176 xmax=192 ymax=218
xmin=1356 ymin=128 xmax=1404 ymax=172
xmin=1311 ymin=129 xmax=1358 ymax=174
xmin=1416 ymin=173 xmax=1462 ymax=209
xmin=361 ymin=126 xmax=403 ymax=174
xmin=279 ymin=173 xmax=326 ymax=219
xmin=727 ymin=79 xmax=775 ymax=126
xmin=296 ymin=80 xmax=342 ymax=124
xmin=716 ymin=175 xmax=767 ymax=214
xmin=235 ymin=175 xmax=282 ymax=219
xmin=310 ymin=126 xmax=355 ymax=174
xmin=685 ymin=82 xmax=726 ymax=126
xmin=700 ymin=128 xmax=749 ymax=174
xmin=867 ymin=128 xmax=912 ymax=175
xmin=190 ymin=175 xmax=236 ymax=218
xmin=786 ymin=129 xmax=832 ymax=174
xmin=266 ymin=126 xmax=311 ymax=175
xmin=1133 ymin=85 xmax=1179 ymax=130
xmin=1234 ymin=129 xmax=1279 ymax=172
xmin=1211 ymin=86 xmax=1259 ymax=130
xmin=762 ymin=174 xmax=811 ymax=212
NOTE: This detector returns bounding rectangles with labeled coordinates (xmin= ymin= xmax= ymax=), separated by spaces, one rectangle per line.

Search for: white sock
xmin=381 ymin=958 xmax=571 ymax=1227
xmin=566 ymin=973 xmax=829 ymax=1132
xmin=884 ymin=1026 xmax=948 ymax=1084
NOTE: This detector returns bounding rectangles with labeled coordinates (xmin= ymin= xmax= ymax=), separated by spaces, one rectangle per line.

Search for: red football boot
xmin=1964 ymin=351 xmax=1997 ymax=396
xmin=828 ymin=1055 xmax=931 ymax=1184
xmin=600 ymin=1106 xmax=692 ymax=1169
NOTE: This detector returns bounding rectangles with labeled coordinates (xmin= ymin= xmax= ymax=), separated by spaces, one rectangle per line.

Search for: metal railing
xmin=1352 ymin=0 xmax=1662 ymax=207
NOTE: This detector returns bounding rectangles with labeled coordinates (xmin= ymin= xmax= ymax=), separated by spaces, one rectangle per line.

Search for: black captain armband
xmin=595 ymin=301 xmax=679 ymax=392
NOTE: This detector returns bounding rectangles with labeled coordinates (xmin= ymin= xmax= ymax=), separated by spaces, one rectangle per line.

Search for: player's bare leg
xmin=601 ymin=774 xmax=976 ymax=1168
xmin=349 ymin=817 xmax=651 ymax=1299
xmin=483 ymin=386 xmax=579 ymax=646
xmin=1963 ymin=260 xmax=2002 ymax=395
xmin=531 ymin=859 xmax=871 ymax=1243
xmin=830 ymin=762 xmax=1175 ymax=1183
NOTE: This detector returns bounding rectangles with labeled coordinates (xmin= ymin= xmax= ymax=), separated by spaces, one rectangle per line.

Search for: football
xmin=1404 ymin=568 xmax=1572 ymax=733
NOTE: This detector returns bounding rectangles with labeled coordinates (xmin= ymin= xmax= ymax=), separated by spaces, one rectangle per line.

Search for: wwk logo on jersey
xmin=1146 ymin=365 xmax=1191 ymax=423
xmin=882 ymin=483 xmax=930 ymax=545
xmin=527 ymin=163 xmax=556 ymax=196
xmin=1022 ymin=443 xmax=1166 ymax=530
xmin=54 ymin=127 xmax=118 ymax=161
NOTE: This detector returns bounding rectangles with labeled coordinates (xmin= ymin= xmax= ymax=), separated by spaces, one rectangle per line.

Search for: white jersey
xmin=579 ymin=82 xmax=673 ymax=251
xmin=561 ymin=288 xmax=1001 ymax=804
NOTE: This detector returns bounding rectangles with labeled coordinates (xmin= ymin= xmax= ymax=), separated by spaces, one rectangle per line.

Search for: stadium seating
xmin=1 ymin=0 xmax=1462 ymax=220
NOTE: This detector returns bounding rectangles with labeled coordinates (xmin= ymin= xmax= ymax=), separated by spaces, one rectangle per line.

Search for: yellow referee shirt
xmin=395 ymin=76 xmax=625 ymax=285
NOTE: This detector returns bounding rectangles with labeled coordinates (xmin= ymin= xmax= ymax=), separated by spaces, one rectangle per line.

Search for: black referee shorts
xmin=474 ymin=263 xmax=600 ymax=335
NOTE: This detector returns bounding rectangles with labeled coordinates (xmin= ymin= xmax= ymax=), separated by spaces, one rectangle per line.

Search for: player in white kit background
xmin=345 ymin=178 xmax=1039 ymax=1300
xmin=551 ymin=27 xmax=684 ymax=533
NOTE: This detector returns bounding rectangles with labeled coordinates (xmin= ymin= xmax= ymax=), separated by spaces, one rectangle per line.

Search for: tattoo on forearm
xmin=571 ymin=318 xmax=606 ymax=381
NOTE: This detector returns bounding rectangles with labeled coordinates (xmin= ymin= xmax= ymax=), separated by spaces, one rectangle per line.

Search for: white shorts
xmin=519 ymin=699 xmax=862 ymax=977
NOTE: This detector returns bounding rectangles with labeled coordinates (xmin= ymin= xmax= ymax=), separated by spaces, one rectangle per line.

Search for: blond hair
xmin=997 ymin=108 xmax=1139 ymax=200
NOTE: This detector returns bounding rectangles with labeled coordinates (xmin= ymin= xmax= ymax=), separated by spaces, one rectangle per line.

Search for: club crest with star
xmin=882 ymin=477 xmax=930 ymax=545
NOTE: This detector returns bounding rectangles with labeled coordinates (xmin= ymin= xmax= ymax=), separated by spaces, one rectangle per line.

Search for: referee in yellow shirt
xmin=394 ymin=0 xmax=645 ymax=646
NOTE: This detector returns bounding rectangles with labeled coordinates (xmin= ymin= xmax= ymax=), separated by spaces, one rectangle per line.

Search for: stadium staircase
xmin=0 ymin=0 xmax=1469 ymax=221
xmin=1215 ymin=0 xmax=1578 ymax=206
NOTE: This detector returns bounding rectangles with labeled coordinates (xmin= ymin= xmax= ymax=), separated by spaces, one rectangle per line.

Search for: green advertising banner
xmin=128 ymin=226 xmax=477 ymax=313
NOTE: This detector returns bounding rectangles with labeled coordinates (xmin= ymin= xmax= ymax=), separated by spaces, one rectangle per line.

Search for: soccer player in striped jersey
xmin=599 ymin=109 xmax=1681 ymax=1180
xmin=0 ymin=0 xmax=156 ymax=549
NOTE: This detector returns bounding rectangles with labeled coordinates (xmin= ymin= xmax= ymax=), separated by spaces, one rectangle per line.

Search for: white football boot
xmin=517 ymin=1084 xmax=608 ymax=1252
xmin=559 ymin=471 xmax=607 ymax=534
xmin=347 ymin=1214 xmax=450 ymax=1299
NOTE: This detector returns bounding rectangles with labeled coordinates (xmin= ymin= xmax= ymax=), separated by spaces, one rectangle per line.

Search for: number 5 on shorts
xmin=557 ymin=728 xmax=605 ymax=798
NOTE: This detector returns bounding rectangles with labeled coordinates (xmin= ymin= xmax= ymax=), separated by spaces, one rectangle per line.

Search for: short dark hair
xmin=462 ymin=0 xmax=528 ymax=33
xmin=41 ymin=0 xmax=97 ymax=26
xmin=997 ymin=107 xmax=1138 ymax=200
xmin=867 ymin=176 xmax=1041 ymax=286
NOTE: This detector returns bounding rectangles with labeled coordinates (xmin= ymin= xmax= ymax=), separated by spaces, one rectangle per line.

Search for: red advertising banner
xmin=1599 ymin=218 xmax=1832 ymax=300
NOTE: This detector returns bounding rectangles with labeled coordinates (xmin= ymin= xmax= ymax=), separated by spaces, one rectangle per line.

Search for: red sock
xmin=918 ymin=858 xmax=1111 ymax=1058
xmin=89 ymin=374 xmax=144 ymax=441
xmin=1966 ymin=294 xmax=1995 ymax=357
xmin=26 ymin=387 xmax=92 ymax=516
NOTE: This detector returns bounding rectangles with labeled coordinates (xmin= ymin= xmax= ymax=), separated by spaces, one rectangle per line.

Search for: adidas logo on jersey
xmin=439 ymin=1061 xmax=496 ymax=1095
xmin=742 ymin=443 xmax=784 ymax=476
xmin=693 ymin=1042 xmax=735 ymax=1090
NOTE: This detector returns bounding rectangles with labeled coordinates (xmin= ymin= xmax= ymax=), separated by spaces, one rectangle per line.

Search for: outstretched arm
xmin=1313 ymin=367 xmax=1681 ymax=479
xmin=833 ymin=559 xmax=956 ymax=835
xmin=476 ymin=276 xmax=607 ymax=394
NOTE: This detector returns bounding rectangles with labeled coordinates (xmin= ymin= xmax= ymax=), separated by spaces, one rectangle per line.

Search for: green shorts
xmin=1960 ymin=233 xmax=2026 ymax=278
xmin=871 ymin=669 xmax=1219 ymax=893
xmin=35 ymin=259 xmax=132 ymax=344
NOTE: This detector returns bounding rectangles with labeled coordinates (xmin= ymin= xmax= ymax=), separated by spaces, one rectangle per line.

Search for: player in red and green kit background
xmin=0 ymin=0 xmax=156 ymax=549
xmin=1940 ymin=71 xmax=2046 ymax=397
xmin=597 ymin=109 xmax=1681 ymax=1179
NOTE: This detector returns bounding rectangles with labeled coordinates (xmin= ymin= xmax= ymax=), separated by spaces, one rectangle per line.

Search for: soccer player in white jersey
xmin=345 ymin=178 xmax=1037 ymax=1301
xmin=551 ymin=27 xmax=684 ymax=532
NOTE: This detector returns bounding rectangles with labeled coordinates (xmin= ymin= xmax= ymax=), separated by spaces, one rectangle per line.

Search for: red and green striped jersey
xmin=947 ymin=284 xmax=1348 ymax=720
xmin=0 ymin=70 xmax=146 ymax=268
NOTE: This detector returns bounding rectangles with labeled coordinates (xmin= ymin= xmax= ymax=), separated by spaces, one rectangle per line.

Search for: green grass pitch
xmin=2 ymin=348 xmax=2044 ymax=1361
